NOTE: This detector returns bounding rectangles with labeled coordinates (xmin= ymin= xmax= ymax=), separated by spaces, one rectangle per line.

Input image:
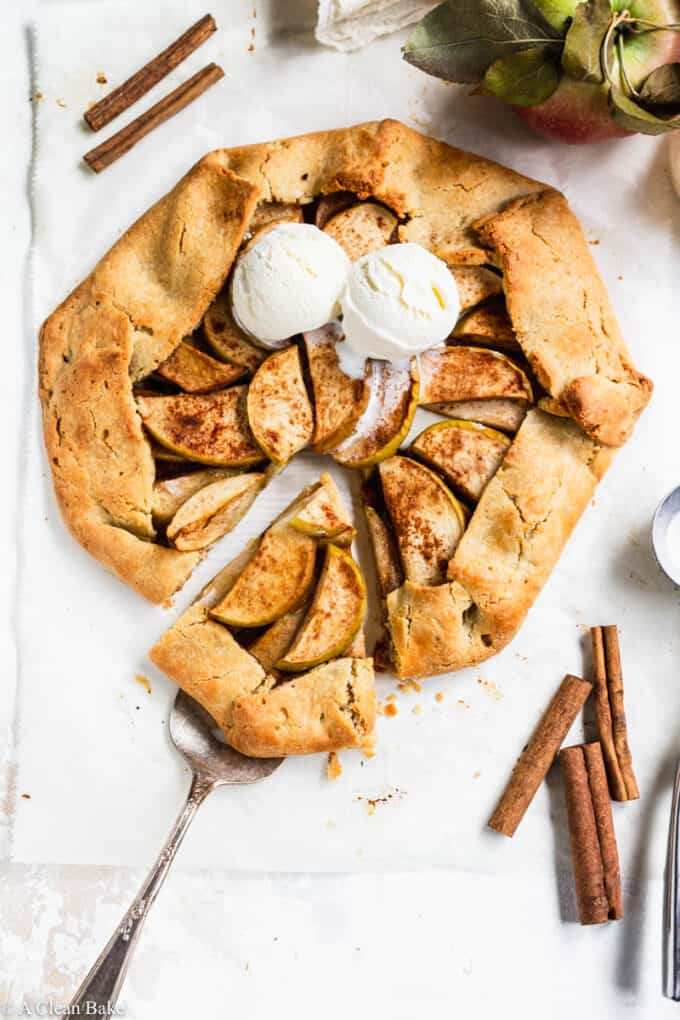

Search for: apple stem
xmin=598 ymin=11 xmax=680 ymax=101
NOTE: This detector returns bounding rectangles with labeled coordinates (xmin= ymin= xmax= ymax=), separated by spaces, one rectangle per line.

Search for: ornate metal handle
xmin=70 ymin=772 xmax=214 ymax=1011
xmin=664 ymin=758 xmax=680 ymax=1000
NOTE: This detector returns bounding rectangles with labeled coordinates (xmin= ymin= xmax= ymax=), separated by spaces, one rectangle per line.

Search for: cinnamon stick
xmin=488 ymin=674 xmax=592 ymax=837
xmin=591 ymin=625 xmax=639 ymax=801
xmin=84 ymin=14 xmax=217 ymax=132
xmin=560 ymin=742 xmax=623 ymax=924
xmin=84 ymin=64 xmax=224 ymax=174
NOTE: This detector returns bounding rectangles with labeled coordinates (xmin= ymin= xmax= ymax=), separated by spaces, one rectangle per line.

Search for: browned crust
xmin=474 ymin=190 xmax=652 ymax=446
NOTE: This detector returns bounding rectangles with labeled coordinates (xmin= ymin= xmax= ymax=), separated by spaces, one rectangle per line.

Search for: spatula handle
xmin=69 ymin=772 xmax=213 ymax=1011
xmin=664 ymin=758 xmax=680 ymax=999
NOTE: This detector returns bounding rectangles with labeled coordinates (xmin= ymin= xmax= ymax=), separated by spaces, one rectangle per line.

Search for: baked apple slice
xmin=247 ymin=602 xmax=310 ymax=672
xmin=333 ymin=359 xmax=419 ymax=468
xmin=410 ymin=420 xmax=511 ymax=503
xmin=449 ymin=266 xmax=502 ymax=312
xmin=427 ymin=398 xmax=529 ymax=434
xmin=203 ymin=290 xmax=267 ymax=373
xmin=166 ymin=473 xmax=266 ymax=551
xmin=290 ymin=474 xmax=355 ymax=546
xmin=209 ymin=525 xmax=317 ymax=628
xmin=152 ymin=468 xmax=240 ymax=525
xmin=303 ymin=323 xmax=369 ymax=452
xmin=248 ymin=201 xmax=303 ymax=233
xmin=315 ymin=191 xmax=357 ymax=229
xmin=277 ymin=544 xmax=366 ymax=671
xmin=418 ymin=347 xmax=532 ymax=405
xmin=451 ymin=296 xmax=519 ymax=352
xmin=323 ymin=202 xmax=398 ymax=261
xmin=247 ymin=345 xmax=314 ymax=465
xmin=379 ymin=455 xmax=465 ymax=586
xmin=156 ymin=341 xmax=246 ymax=393
xmin=363 ymin=505 xmax=403 ymax=597
xmin=137 ymin=388 xmax=264 ymax=467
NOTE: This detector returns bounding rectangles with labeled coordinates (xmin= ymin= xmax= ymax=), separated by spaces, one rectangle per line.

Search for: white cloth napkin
xmin=316 ymin=0 xmax=436 ymax=50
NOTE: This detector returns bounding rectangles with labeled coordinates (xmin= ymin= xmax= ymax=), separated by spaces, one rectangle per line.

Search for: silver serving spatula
xmin=69 ymin=689 xmax=282 ymax=1012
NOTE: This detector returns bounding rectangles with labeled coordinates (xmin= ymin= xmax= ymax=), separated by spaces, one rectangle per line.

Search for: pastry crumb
xmin=412 ymin=704 xmax=422 ymax=715
xmin=323 ymin=818 xmax=336 ymax=830
xmin=162 ymin=597 xmax=175 ymax=609
xmin=398 ymin=679 xmax=422 ymax=694
xmin=435 ymin=691 xmax=444 ymax=702
xmin=383 ymin=702 xmax=398 ymax=717
xmin=326 ymin=751 xmax=342 ymax=781
xmin=32 ymin=90 xmax=44 ymax=102
xmin=386 ymin=692 xmax=397 ymax=702
xmin=96 ymin=72 xmax=108 ymax=84
xmin=457 ymin=699 xmax=470 ymax=709
xmin=477 ymin=675 xmax=502 ymax=701
xmin=355 ymin=788 xmax=405 ymax=815
xmin=135 ymin=673 xmax=152 ymax=694
xmin=56 ymin=98 xmax=67 ymax=108
xmin=21 ymin=793 xmax=31 ymax=800
xmin=472 ymin=771 xmax=481 ymax=779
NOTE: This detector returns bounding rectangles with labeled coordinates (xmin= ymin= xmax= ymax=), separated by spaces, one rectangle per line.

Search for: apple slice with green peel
xmin=247 ymin=602 xmax=309 ymax=673
xmin=448 ymin=266 xmax=503 ymax=312
xmin=276 ymin=544 xmax=367 ymax=671
xmin=290 ymin=474 xmax=355 ymax=545
xmin=137 ymin=387 xmax=264 ymax=467
xmin=152 ymin=468 xmax=239 ymax=525
xmin=166 ymin=473 xmax=266 ymax=551
xmin=363 ymin=504 xmax=403 ymax=597
xmin=315 ymin=191 xmax=357 ymax=229
xmin=419 ymin=346 xmax=532 ymax=405
xmin=427 ymin=398 xmax=528 ymax=434
xmin=149 ymin=439 xmax=189 ymax=463
xmin=303 ymin=324 xmax=370 ymax=453
xmin=379 ymin=455 xmax=466 ymax=586
xmin=333 ymin=359 xmax=419 ymax=469
xmin=203 ymin=290 xmax=267 ymax=373
xmin=323 ymin=202 xmax=398 ymax=262
xmin=209 ymin=526 xmax=317 ymax=628
xmin=451 ymin=296 xmax=520 ymax=352
xmin=247 ymin=345 xmax=314 ymax=465
xmin=156 ymin=341 xmax=246 ymax=393
xmin=411 ymin=419 xmax=511 ymax=503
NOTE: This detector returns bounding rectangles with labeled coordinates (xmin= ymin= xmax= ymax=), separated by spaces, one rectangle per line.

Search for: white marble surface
xmin=3 ymin=0 xmax=680 ymax=1015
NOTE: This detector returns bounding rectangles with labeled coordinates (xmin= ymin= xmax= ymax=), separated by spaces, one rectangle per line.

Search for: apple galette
xmin=39 ymin=120 xmax=651 ymax=753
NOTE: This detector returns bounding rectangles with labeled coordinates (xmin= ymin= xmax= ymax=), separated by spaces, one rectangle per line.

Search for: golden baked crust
xmin=387 ymin=409 xmax=613 ymax=678
xmin=474 ymin=191 xmax=652 ymax=446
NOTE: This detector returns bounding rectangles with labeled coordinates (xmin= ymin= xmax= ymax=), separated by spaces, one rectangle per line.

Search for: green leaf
xmin=402 ymin=0 xmax=563 ymax=85
xmin=478 ymin=47 xmax=560 ymax=106
xmin=561 ymin=0 xmax=613 ymax=84
xmin=609 ymin=85 xmax=680 ymax=135
xmin=639 ymin=63 xmax=680 ymax=110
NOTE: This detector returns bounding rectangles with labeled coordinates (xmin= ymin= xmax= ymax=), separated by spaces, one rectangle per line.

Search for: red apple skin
xmin=516 ymin=79 xmax=630 ymax=144
xmin=515 ymin=0 xmax=680 ymax=143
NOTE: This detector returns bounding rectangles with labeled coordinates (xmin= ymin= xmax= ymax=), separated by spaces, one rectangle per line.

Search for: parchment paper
xmin=15 ymin=0 xmax=680 ymax=876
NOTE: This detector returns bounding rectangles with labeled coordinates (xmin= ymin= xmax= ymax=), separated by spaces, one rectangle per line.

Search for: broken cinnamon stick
xmin=488 ymin=673 xmax=592 ymax=837
xmin=84 ymin=63 xmax=224 ymax=174
xmin=84 ymin=14 xmax=217 ymax=132
xmin=591 ymin=625 xmax=639 ymax=801
xmin=560 ymin=742 xmax=623 ymax=924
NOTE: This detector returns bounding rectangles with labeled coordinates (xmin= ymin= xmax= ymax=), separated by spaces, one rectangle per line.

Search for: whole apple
xmin=518 ymin=0 xmax=680 ymax=142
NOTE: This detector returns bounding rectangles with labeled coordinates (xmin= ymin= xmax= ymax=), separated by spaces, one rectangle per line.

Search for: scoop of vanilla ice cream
xmin=231 ymin=223 xmax=351 ymax=346
xmin=340 ymin=242 xmax=460 ymax=361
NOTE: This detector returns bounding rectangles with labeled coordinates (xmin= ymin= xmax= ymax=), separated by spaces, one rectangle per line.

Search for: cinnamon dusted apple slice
xmin=249 ymin=201 xmax=303 ymax=233
xmin=451 ymin=296 xmax=519 ymax=352
xmin=203 ymin=290 xmax=267 ymax=373
xmin=448 ymin=266 xmax=503 ymax=312
xmin=277 ymin=545 xmax=366 ymax=671
xmin=137 ymin=387 xmax=264 ymax=467
xmin=166 ymin=473 xmax=266 ymax=551
xmin=152 ymin=468 xmax=239 ymax=525
xmin=303 ymin=323 xmax=369 ymax=452
xmin=156 ymin=341 xmax=246 ymax=393
xmin=333 ymin=359 xmax=419 ymax=469
xmin=428 ymin=398 xmax=528 ymax=434
xmin=247 ymin=602 xmax=310 ymax=672
xmin=363 ymin=505 xmax=403 ymax=597
xmin=290 ymin=474 xmax=355 ymax=546
xmin=379 ymin=456 xmax=466 ymax=586
xmin=149 ymin=440 xmax=189 ymax=463
xmin=323 ymin=202 xmax=398 ymax=262
xmin=315 ymin=191 xmax=356 ymax=229
xmin=209 ymin=526 xmax=317 ymax=628
xmin=411 ymin=420 xmax=511 ymax=503
xmin=247 ymin=345 xmax=314 ymax=465
xmin=419 ymin=347 xmax=532 ymax=406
